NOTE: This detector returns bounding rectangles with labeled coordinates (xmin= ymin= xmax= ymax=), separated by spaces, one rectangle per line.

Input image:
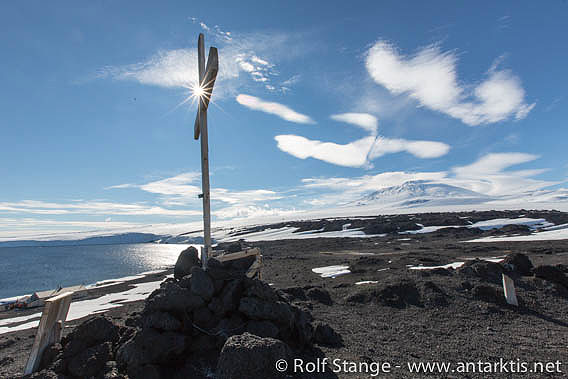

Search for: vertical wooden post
xmin=194 ymin=33 xmax=214 ymax=268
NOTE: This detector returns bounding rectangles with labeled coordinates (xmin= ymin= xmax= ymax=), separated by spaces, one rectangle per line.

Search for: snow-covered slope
xmin=349 ymin=180 xmax=490 ymax=207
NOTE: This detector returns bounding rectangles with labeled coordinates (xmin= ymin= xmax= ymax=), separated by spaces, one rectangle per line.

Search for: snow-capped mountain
xmin=350 ymin=180 xmax=491 ymax=207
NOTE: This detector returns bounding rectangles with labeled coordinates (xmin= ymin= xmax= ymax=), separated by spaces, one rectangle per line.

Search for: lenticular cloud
xmin=365 ymin=41 xmax=534 ymax=126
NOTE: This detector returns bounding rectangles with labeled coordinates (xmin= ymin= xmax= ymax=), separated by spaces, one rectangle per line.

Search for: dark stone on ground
xmin=472 ymin=285 xmax=505 ymax=304
xmin=116 ymin=328 xmax=187 ymax=369
xmin=502 ymin=253 xmax=533 ymax=275
xmin=313 ymin=322 xmax=343 ymax=347
xmin=533 ymin=265 xmax=568 ymax=288
xmin=67 ymin=341 xmax=112 ymax=378
xmin=246 ymin=320 xmax=279 ymax=338
xmin=190 ymin=266 xmax=215 ymax=300
xmin=216 ymin=333 xmax=291 ymax=379
xmin=142 ymin=311 xmax=181 ymax=331
xmin=306 ymin=287 xmax=333 ymax=305
xmin=458 ymin=259 xmax=503 ymax=283
xmin=174 ymin=246 xmax=200 ymax=279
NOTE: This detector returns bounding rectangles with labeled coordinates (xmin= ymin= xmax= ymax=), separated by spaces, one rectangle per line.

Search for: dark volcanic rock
xmin=67 ymin=342 xmax=112 ymax=378
xmin=344 ymin=279 xmax=421 ymax=308
xmin=472 ymin=285 xmax=505 ymax=304
xmin=306 ymin=287 xmax=333 ymax=305
xmin=116 ymin=328 xmax=187 ymax=369
xmin=26 ymin=370 xmax=64 ymax=379
xmin=313 ymin=322 xmax=343 ymax=347
xmin=533 ymin=265 xmax=568 ymax=288
xmin=174 ymin=246 xmax=200 ymax=280
xmin=216 ymin=333 xmax=291 ymax=379
xmin=244 ymin=278 xmax=279 ymax=301
xmin=458 ymin=259 xmax=503 ymax=283
xmin=62 ymin=316 xmax=119 ymax=359
xmin=420 ymin=281 xmax=448 ymax=308
xmin=146 ymin=282 xmax=204 ymax=314
xmin=190 ymin=266 xmax=215 ymax=300
xmin=246 ymin=320 xmax=279 ymax=338
xmin=502 ymin=253 xmax=533 ymax=275
xmin=142 ymin=311 xmax=182 ymax=331
xmin=239 ymin=297 xmax=294 ymax=326
xmin=219 ymin=279 xmax=244 ymax=314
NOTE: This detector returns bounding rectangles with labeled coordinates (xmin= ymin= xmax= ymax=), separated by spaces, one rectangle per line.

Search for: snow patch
xmin=312 ymin=265 xmax=351 ymax=278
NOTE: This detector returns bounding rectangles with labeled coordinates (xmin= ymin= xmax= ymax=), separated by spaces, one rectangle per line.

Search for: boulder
xmin=502 ymin=253 xmax=533 ymax=275
xmin=244 ymin=279 xmax=279 ymax=301
xmin=291 ymin=306 xmax=314 ymax=348
xmin=219 ymin=279 xmax=243 ymax=314
xmin=116 ymin=328 xmax=187 ymax=369
xmin=533 ymin=265 xmax=568 ymax=288
xmin=238 ymin=297 xmax=294 ymax=326
xmin=246 ymin=320 xmax=279 ymax=338
xmin=472 ymin=285 xmax=505 ymax=304
xmin=146 ymin=282 xmax=203 ymax=314
xmin=458 ymin=259 xmax=503 ymax=283
xmin=190 ymin=266 xmax=215 ymax=300
xmin=174 ymin=247 xmax=200 ymax=280
xmin=306 ymin=287 xmax=332 ymax=305
xmin=142 ymin=311 xmax=182 ymax=332
xmin=62 ymin=316 xmax=119 ymax=359
xmin=216 ymin=333 xmax=291 ymax=379
xmin=67 ymin=342 xmax=113 ymax=378
xmin=313 ymin=322 xmax=343 ymax=347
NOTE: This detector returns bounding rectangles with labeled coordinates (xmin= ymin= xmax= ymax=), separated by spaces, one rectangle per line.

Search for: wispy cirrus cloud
xmin=236 ymin=94 xmax=315 ymax=124
xmin=95 ymin=21 xmax=300 ymax=98
xmin=365 ymin=41 xmax=534 ymax=126
xmin=275 ymin=112 xmax=449 ymax=168
xmin=109 ymin=172 xmax=283 ymax=208
xmin=0 ymin=200 xmax=201 ymax=217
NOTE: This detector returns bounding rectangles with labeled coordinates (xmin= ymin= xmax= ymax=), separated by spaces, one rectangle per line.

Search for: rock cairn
xmin=32 ymin=246 xmax=337 ymax=379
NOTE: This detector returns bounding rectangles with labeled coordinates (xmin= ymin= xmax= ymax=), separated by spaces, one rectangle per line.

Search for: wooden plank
xmin=24 ymin=292 xmax=73 ymax=375
xmin=193 ymin=46 xmax=218 ymax=140
xmin=217 ymin=248 xmax=261 ymax=262
xmin=194 ymin=33 xmax=206 ymax=140
xmin=502 ymin=274 xmax=519 ymax=306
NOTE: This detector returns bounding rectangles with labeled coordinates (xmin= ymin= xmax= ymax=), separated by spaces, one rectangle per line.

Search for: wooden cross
xmin=193 ymin=33 xmax=218 ymax=268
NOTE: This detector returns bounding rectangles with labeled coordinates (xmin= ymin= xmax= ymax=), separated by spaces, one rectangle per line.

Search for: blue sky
xmin=1 ymin=1 xmax=567 ymax=237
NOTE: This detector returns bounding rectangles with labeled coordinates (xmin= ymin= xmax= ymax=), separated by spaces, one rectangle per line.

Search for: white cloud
xmin=369 ymin=137 xmax=450 ymax=159
xmin=275 ymin=134 xmax=376 ymax=168
xmin=275 ymin=112 xmax=449 ymax=167
xmin=236 ymin=94 xmax=315 ymax=124
xmin=365 ymin=41 xmax=534 ymax=125
xmin=452 ymin=152 xmax=538 ymax=176
xmin=330 ymin=113 xmax=378 ymax=134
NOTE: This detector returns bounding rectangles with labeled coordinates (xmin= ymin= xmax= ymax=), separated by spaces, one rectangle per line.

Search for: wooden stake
xmin=24 ymin=292 xmax=73 ymax=375
xmin=502 ymin=274 xmax=519 ymax=306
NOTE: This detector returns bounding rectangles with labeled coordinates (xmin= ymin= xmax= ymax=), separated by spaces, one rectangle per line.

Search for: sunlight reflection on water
xmin=0 ymin=243 xmax=202 ymax=299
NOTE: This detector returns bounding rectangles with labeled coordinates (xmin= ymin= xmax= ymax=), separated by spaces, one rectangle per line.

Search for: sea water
xmin=0 ymin=243 xmax=196 ymax=299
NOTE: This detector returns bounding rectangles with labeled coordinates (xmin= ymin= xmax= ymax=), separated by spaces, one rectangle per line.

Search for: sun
xmin=192 ymin=82 xmax=206 ymax=99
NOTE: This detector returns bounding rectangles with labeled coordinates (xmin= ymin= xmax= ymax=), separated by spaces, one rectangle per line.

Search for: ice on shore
xmin=0 ymin=275 xmax=168 ymax=336
xmin=312 ymin=265 xmax=351 ymax=278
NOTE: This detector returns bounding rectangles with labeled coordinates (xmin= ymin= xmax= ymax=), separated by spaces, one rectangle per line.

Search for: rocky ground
xmin=1 ymin=210 xmax=567 ymax=378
